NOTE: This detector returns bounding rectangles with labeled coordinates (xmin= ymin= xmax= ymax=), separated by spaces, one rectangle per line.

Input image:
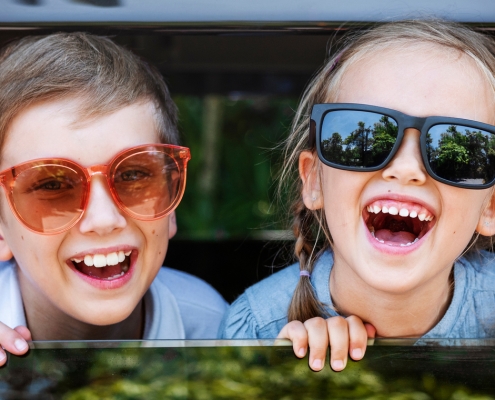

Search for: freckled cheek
xmin=141 ymin=220 xmax=170 ymax=258
xmin=4 ymin=225 xmax=37 ymax=262
xmin=15 ymin=238 xmax=62 ymax=284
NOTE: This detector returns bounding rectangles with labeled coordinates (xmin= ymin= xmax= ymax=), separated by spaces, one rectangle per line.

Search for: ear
xmin=299 ymin=150 xmax=323 ymax=210
xmin=168 ymin=211 xmax=177 ymax=239
xmin=476 ymin=191 xmax=495 ymax=236
xmin=0 ymin=224 xmax=13 ymax=261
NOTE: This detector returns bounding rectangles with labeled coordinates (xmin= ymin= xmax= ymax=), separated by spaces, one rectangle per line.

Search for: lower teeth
xmin=371 ymin=231 xmax=418 ymax=246
xmin=370 ymin=231 xmax=385 ymax=243
xmin=75 ymin=258 xmax=130 ymax=279
xmin=106 ymin=271 xmax=125 ymax=280
xmin=400 ymin=238 xmax=418 ymax=247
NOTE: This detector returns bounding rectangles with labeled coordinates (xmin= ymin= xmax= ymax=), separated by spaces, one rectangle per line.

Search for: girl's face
xmin=301 ymin=44 xmax=495 ymax=294
xmin=0 ymin=99 xmax=176 ymax=328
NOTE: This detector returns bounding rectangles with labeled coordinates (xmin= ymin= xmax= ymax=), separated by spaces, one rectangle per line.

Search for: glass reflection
xmin=13 ymin=164 xmax=85 ymax=233
xmin=427 ymin=124 xmax=495 ymax=184
xmin=321 ymin=110 xmax=398 ymax=168
xmin=320 ymin=112 xmax=495 ymax=186
xmin=2 ymin=339 xmax=495 ymax=398
xmin=114 ymin=152 xmax=180 ymax=217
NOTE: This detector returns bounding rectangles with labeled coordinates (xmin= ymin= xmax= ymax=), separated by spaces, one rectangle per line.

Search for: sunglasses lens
xmin=427 ymin=124 xmax=495 ymax=186
xmin=112 ymin=150 xmax=181 ymax=219
xmin=12 ymin=164 xmax=86 ymax=233
xmin=320 ymin=110 xmax=399 ymax=168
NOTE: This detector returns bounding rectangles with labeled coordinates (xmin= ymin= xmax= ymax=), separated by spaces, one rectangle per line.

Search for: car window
xmin=2 ymin=2 xmax=495 ymax=398
xmin=2 ymin=338 xmax=495 ymax=398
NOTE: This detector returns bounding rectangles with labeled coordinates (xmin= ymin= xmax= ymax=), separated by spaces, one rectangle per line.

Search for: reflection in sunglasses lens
xmin=113 ymin=151 xmax=180 ymax=218
xmin=427 ymin=124 xmax=495 ymax=186
xmin=13 ymin=164 xmax=86 ymax=233
xmin=320 ymin=111 xmax=399 ymax=168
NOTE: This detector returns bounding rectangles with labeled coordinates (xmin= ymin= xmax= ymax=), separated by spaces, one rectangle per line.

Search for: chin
xmin=69 ymin=299 xmax=140 ymax=327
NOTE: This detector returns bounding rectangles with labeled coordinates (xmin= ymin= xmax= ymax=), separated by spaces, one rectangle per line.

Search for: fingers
xmin=277 ymin=320 xmax=308 ymax=358
xmin=346 ymin=315 xmax=370 ymax=362
xmin=365 ymin=322 xmax=376 ymax=341
xmin=14 ymin=326 xmax=32 ymax=342
xmin=278 ymin=316 xmax=376 ymax=374
xmin=304 ymin=317 xmax=329 ymax=371
xmin=277 ymin=318 xmax=331 ymax=371
xmin=326 ymin=316 xmax=349 ymax=371
xmin=0 ymin=323 xmax=30 ymax=367
xmin=305 ymin=316 xmax=367 ymax=372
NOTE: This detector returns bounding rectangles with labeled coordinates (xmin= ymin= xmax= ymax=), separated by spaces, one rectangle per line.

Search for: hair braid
xmin=287 ymin=197 xmax=329 ymax=322
xmin=280 ymin=19 xmax=495 ymax=324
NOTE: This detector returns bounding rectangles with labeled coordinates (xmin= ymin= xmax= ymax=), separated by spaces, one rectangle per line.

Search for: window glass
xmin=2 ymin=339 xmax=495 ymax=398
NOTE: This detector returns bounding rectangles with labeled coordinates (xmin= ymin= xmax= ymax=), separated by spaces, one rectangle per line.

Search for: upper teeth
xmin=366 ymin=204 xmax=434 ymax=221
xmin=71 ymin=250 xmax=131 ymax=268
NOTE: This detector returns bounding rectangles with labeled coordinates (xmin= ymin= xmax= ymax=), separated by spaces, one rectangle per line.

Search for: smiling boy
xmin=0 ymin=32 xmax=227 ymax=363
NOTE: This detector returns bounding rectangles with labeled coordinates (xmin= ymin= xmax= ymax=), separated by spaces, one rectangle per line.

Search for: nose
xmin=78 ymin=175 xmax=127 ymax=235
xmin=381 ymin=129 xmax=428 ymax=186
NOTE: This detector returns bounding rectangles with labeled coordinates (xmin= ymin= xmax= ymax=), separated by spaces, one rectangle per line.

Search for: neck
xmin=18 ymin=271 xmax=144 ymax=341
xmin=329 ymin=256 xmax=453 ymax=337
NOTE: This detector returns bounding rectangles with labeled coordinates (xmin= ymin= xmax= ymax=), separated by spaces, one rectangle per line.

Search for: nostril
xmin=381 ymin=156 xmax=427 ymax=185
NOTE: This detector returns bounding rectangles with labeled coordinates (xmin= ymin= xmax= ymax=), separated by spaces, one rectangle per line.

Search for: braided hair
xmin=278 ymin=19 xmax=495 ymax=323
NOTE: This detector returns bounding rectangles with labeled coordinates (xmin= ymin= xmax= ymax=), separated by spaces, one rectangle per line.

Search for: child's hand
xmin=0 ymin=323 xmax=31 ymax=367
xmin=277 ymin=316 xmax=376 ymax=372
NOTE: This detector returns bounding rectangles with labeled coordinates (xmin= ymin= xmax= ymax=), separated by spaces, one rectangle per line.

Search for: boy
xmin=0 ymin=32 xmax=227 ymax=365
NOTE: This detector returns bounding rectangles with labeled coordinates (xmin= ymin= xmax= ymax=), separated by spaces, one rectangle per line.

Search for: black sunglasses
xmin=309 ymin=103 xmax=495 ymax=189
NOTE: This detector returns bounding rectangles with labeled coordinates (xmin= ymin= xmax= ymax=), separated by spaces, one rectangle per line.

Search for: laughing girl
xmin=220 ymin=19 xmax=495 ymax=371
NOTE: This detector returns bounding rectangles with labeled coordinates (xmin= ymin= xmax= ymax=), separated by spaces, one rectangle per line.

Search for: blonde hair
xmin=0 ymin=32 xmax=179 ymax=155
xmin=281 ymin=20 xmax=495 ymax=323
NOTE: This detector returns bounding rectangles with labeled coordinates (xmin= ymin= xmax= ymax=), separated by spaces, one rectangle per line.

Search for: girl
xmin=0 ymin=33 xmax=357 ymax=370
xmin=220 ymin=19 xmax=495 ymax=372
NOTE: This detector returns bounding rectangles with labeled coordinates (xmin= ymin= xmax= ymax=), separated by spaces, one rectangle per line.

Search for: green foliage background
xmin=3 ymin=345 xmax=495 ymax=399
xmin=173 ymin=95 xmax=296 ymax=239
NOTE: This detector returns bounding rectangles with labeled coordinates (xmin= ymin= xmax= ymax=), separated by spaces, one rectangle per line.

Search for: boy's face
xmin=0 ymin=98 xmax=176 ymax=326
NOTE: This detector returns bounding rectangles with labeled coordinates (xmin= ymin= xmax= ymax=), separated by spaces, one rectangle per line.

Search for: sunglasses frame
xmin=310 ymin=103 xmax=495 ymax=190
xmin=0 ymin=143 xmax=191 ymax=234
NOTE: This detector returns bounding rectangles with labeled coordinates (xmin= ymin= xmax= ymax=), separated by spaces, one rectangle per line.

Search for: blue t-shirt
xmin=219 ymin=250 xmax=495 ymax=339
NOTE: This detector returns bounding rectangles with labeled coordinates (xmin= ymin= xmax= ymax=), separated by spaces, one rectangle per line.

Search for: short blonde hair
xmin=281 ymin=20 xmax=495 ymax=323
xmin=0 ymin=32 xmax=180 ymax=156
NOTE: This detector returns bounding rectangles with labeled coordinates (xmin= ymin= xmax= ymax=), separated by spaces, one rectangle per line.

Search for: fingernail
xmin=298 ymin=348 xmax=306 ymax=357
xmin=351 ymin=348 xmax=363 ymax=359
xmin=0 ymin=351 xmax=5 ymax=362
xmin=312 ymin=359 xmax=322 ymax=370
xmin=14 ymin=339 xmax=28 ymax=352
xmin=332 ymin=360 xmax=344 ymax=371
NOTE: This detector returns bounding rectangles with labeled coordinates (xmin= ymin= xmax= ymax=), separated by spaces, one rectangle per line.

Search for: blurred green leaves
xmin=3 ymin=345 xmax=492 ymax=399
xmin=173 ymin=95 xmax=296 ymax=239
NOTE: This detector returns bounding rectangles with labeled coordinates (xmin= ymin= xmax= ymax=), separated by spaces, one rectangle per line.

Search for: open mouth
xmin=70 ymin=250 xmax=133 ymax=280
xmin=364 ymin=201 xmax=435 ymax=247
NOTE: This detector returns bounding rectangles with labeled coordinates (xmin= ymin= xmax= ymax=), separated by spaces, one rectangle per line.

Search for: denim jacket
xmin=219 ymin=250 xmax=495 ymax=339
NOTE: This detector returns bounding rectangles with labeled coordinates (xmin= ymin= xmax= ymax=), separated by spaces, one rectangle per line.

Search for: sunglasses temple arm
xmin=308 ymin=119 xmax=316 ymax=148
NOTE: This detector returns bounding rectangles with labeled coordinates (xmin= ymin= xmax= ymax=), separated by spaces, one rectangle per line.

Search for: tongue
xmin=375 ymin=229 xmax=416 ymax=244
xmin=77 ymin=263 xmax=124 ymax=280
